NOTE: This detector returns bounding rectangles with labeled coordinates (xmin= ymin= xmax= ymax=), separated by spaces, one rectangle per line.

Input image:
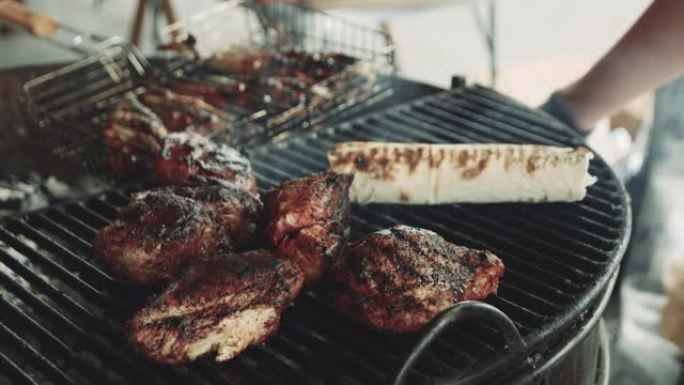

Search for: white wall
xmin=330 ymin=0 xmax=652 ymax=104
xmin=0 ymin=0 xmax=652 ymax=105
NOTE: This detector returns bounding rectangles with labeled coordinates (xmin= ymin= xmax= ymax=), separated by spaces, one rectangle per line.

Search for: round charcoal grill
xmin=0 ymin=84 xmax=629 ymax=385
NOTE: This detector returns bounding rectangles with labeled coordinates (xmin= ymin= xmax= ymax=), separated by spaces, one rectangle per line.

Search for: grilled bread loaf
xmin=327 ymin=142 xmax=596 ymax=204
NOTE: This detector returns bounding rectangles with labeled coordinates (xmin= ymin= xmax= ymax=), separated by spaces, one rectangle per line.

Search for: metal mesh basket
xmin=22 ymin=43 xmax=150 ymax=173
xmin=161 ymin=1 xmax=393 ymax=68
xmin=21 ymin=2 xmax=394 ymax=177
xmin=160 ymin=0 xmax=395 ymax=143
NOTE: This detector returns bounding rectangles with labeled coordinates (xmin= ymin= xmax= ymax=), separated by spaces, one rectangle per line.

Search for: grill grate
xmin=0 ymin=85 xmax=629 ymax=385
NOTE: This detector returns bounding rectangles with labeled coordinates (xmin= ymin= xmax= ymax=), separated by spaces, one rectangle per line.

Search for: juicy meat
xmin=264 ymin=171 xmax=353 ymax=283
xmin=328 ymin=225 xmax=504 ymax=333
xmin=206 ymin=49 xmax=357 ymax=82
xmin=166 ymin=78 xmax=239 ymax=110
xmin=205 ymin=49 xmax=275 ymax=76
xmin=138 ymin=87 xmax=234 ymax=134
xmin=103 ymin=94 xmax=168 ymax=179
xmin=126 ymin=250 xmax=304 ymax=364
xmin=155 ymin=132 xmax=258 ymax=195
xmin=94 ymin=185 xmax=262 ymax=286
xmin=203 ymin=50 xmax=358 ymax=112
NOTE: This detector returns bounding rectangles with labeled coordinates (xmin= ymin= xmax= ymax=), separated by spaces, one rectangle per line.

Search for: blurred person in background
xmin=541 ymin=1 xmax=684 ymax=383
xmin=541 ymin=0 xmax=684 ymax=136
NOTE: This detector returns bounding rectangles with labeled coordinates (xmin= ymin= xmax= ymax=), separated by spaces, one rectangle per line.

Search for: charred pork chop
xmin=103 ymin=94 xmax=168 ymax=180
xmin=126 ymin=250 xmax=304 ymax=364
xmin=94 ymin=185 xmax=262 ymax=286
xmin=155 ymin=132 xmax=258 ymax=195
xmin=329 ymin=225 xmax=504 ymax=333
xmin=264 ymin=171 xmax=353 ymax=283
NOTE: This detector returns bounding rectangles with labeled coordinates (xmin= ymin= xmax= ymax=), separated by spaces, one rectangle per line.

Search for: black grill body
xmin=0 ymin=85 xmax=630 ymax=385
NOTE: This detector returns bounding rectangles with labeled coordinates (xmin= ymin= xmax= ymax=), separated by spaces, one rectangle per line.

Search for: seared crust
xmin=94 ymin=185 xmax=262 ymax=286
xmin=103 ymin=94 xmax=168 ymax=180
xmin=138 ymin=86 xmax=232 ymax=134
xmin=155 ymin=132 xmax=258 ymax=195
xmin=264 ymin=171 xmax=353 ymax=283
xmin=329 ymin=225 xmax=504 ymax=333
xmin=126 ymin=250 xmax=304 ymax=364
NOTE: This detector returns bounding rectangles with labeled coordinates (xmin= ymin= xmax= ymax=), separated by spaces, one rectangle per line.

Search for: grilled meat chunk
xmin=329 ymin=225 xmax=504 ymax=333
xmin=126 ymin=250 xmax=304 ymax=364
xmin=103 ymin=95 xmax=168 ymax=179
xmin=155 ymin=132 xmax=258 ymax=195
xmin=138 ymin=87 xmax=234 ymax=134
xmin=94 ymin=185 xmax=262 ymax=286
xmin=166 ymin=78 xmax=239 ymax=110
xmin=264 ymin=171 xmax=353 ymax=283
xmin=206 ymin=49 xmax=357 ymax=82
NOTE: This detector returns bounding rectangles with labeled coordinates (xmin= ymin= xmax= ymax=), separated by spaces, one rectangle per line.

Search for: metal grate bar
xmin=0 ymin=297 xmax=113 ymax=385
xmin=0 ymin=247 xmax=100 ymax=321
xmin=64 ymin=203 xmax=111 ymax=228
xmin=0 ymin=269 xmax=169 ymax=385
xmin=0 ymin=349 xmax=41 ymax=385
xmin=0 ymin=227 xmax=126 ymax=311
xmin=30 ymin=214 xmax=94 ymax=253
xmin=5 ymin=219 xmax=125 ymax=293
xmin=46 ymin=208 xmax=100 ymax=236
xmin=0 ymin=319 xmax=78 ymax=385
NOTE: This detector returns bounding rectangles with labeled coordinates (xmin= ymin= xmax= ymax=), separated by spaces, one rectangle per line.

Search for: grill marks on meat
xmin=264 ymin=171 xmax=353 ymax=283
xmin=94 ymin=185 xmax=262 ymax=286
xmin=329 ymin=225 xmax=504 ymax=333
xmin=155 ymin=132 xmax=258 ymax=195
xmin=126 ymin=250 xmax=304 ymax=364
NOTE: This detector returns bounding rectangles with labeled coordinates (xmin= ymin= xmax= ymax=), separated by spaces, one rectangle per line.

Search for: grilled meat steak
xmin=138 ymin=87 xmax=233 ymax=134
xmin=155 ymin=132 xmax=258 ymax=195
xmin=264 ymin=171 xmax=353 ymax=283
xmin=103 ymin=95 xmax=168 ymax=179
xmin=329 ymin=225 xmax=504 ymax=333
xmin=94 ymin=185 xmax=262 ymax=286
xmin=126 ymin=250 xmax=304 ymax=364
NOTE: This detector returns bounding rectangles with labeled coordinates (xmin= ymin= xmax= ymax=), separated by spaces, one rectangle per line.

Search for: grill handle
xmin=392 ymin=301 xmax=526 ymax=385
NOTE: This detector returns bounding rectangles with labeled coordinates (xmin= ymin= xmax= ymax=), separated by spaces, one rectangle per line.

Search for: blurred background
xmin=0 ymin=0 xmax=653 ymax=105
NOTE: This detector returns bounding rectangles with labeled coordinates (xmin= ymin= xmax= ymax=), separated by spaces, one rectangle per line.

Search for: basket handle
xmin=392 ymin=301 xmax=526 ymax=385
xmin=0 ymin=1 xmax=58 ymax=38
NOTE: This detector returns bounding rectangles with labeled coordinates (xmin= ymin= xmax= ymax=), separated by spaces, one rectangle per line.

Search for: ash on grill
xmin=0 ymin=174 xmax=108 ymax=217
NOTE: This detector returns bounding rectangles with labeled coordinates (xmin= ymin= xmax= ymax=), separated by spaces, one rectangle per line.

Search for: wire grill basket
xmin=22 ymin=1 xmax=394 ymax=177
xmin=160 ymin=0 xmax=395 ymax=141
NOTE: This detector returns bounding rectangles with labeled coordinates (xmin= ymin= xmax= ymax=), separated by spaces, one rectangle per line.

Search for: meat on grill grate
xmin=94 ymin=184 xmax=262 ymax=286
xmin=329 ymin=225 xmax=504 ymax=333
xmin=264 ymin=171 xmax=353 ymax=283
xmin=155 ymin=132 xmax=258 ymax=195
xmin=126 ymin=249 xmax=304 ymax=364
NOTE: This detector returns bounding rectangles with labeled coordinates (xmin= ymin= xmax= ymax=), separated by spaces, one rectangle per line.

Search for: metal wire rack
xmin=159 ymin=0 xmax=394 ymax=142
xmin=21 ymin=1 xmax=395 ymax=177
